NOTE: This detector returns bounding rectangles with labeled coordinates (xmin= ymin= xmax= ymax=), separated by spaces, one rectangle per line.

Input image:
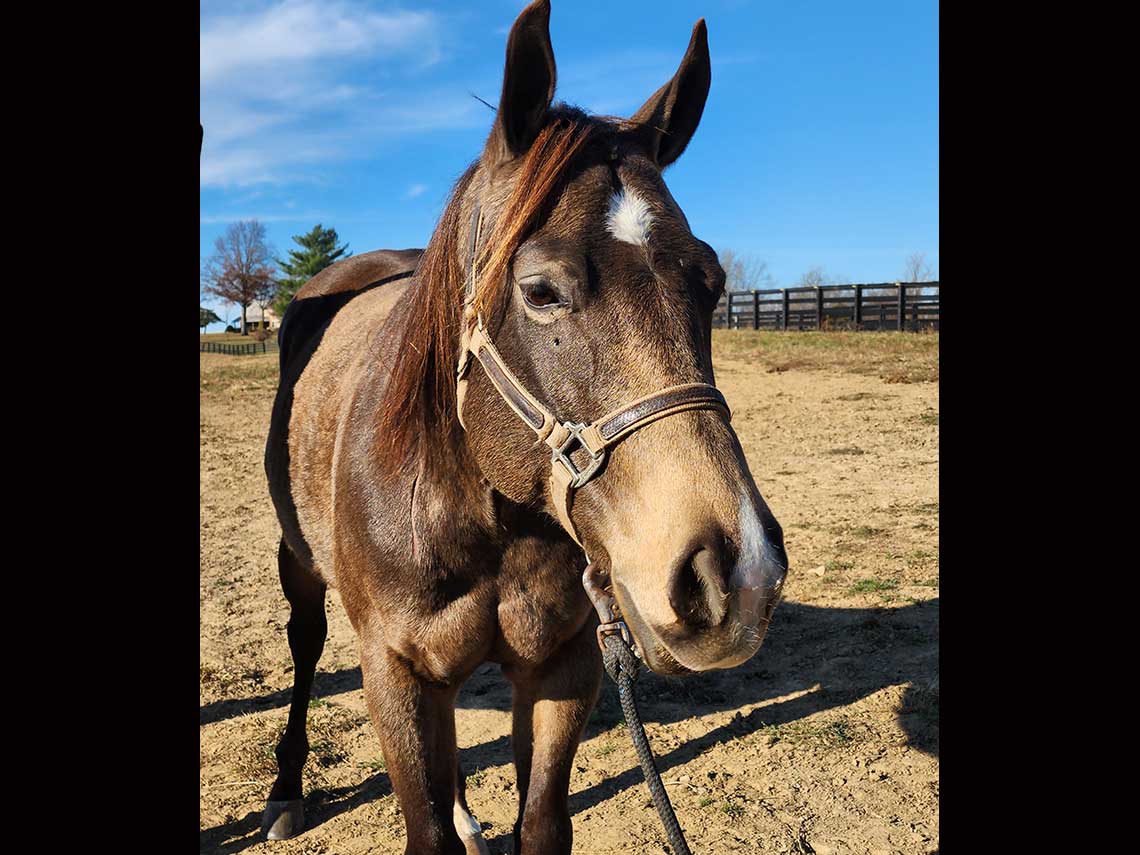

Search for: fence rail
xmin=200 ymin=340 xmax=279 ymax=355
xmin=713 ymin=281 xmax=939 ymax=331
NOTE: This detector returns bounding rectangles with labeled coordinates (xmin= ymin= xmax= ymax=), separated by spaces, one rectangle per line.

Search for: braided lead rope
xmin=601 ymin=634 xmax=694 ymax=855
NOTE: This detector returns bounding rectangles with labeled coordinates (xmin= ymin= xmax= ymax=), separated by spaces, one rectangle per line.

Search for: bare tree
xmin=796 ymin=266 xmax=850 ymax=287
xmin=797 ymin=266 xmax=827 ymax=287
xmin=902 ymin=252 xmax=934 ymax=282
xmin=201 ymin=220 xmax=276 ymax=336
xmin=253 ymin=276 xmax=277 ymax=333
xmin=718 ymin=248 xmax=775 ymax=291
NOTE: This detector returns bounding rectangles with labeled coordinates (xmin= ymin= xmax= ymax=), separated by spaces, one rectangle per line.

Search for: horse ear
xmin=488 ymin=0 xmax=556 ymax=163
xmin=630 ymin=19 xmax=711 ymax=168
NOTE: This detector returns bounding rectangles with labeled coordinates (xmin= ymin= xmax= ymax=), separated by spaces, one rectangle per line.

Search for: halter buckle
xmin=551 ymin=421 xmax=605 ymax=488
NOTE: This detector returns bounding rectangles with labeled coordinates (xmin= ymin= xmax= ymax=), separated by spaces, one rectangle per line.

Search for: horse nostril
xmin=668 ymin=545 xmax=729 ymax=629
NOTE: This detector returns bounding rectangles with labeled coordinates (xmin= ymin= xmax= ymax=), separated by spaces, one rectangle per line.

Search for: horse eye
xmin=523 ymin=280 xmax=561 ymax=308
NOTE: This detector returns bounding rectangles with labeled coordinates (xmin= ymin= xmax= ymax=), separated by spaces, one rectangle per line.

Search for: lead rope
xmin=603 ymin=636 xmax=694 ymax=855
xmin=585 ymin=565 xmax=694 ymax=855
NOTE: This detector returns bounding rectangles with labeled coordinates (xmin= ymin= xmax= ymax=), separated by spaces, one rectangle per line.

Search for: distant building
xmin=227 ymin=303 xmax=280 ymax=331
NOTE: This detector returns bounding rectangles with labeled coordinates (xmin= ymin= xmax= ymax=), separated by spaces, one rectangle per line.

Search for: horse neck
xmin=404 ymin=403 xmax=500 ymax=566
xmin=412 ymin=179 xmax=499 ymax=540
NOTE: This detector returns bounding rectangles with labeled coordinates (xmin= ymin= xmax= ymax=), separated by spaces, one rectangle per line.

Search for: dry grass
xmin=712 ymin=329 xmax=938 ymax=383
xmin=201 ymin=330 xmax=938 ymax=387
xmin=199 ymin=352 xmax=279 ymax=395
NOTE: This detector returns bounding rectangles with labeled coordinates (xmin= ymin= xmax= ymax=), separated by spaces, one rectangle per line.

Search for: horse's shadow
xmin=200 ymin=666 xmax=364 ymax=726
xmin=566 ymin=597 xmax=938 ymax=817
xmin=581 ymin=598 xmax=939 ymax=747
xmin=199 ymin=772 xmax=391 ymax=855
xmin=200 ymin=598 xmax=937 ymax=852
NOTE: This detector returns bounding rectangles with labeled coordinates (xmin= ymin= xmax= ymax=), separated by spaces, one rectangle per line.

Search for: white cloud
xmin=200 ymin=1 xmax=472 ymax=188
xmin=405 ymin=183 xmax=427 ymax=199
xmin=200 ymin=1 xmax=440 ymax=84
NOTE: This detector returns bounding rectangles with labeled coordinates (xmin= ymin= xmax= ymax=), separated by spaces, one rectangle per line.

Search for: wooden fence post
xmin=781 ymin=289 xmax=789 ymax=330
xmin=752 ymin=290 xmax=759 ymax=330
xmin=853 ymin=285 xmax=863 ymax=327
xmin=897 ymin=282 xmax=906 ymax=331
xmin=816 ymin=287 xmax=824 ymax=330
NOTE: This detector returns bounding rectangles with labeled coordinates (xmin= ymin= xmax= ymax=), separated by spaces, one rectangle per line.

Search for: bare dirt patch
xmin=200 ymin=332 xmax=938 ymax=855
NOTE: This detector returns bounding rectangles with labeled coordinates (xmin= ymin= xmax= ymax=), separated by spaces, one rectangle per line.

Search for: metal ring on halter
xmin=596 ymin=619 xmax=634 ymax=655
xmin=550 ymin=421 xmax=606 ymax=489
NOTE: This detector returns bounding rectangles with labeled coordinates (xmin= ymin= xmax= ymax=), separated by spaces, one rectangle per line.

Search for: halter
xmin=454 ymin=204 xmax=731 ymax=648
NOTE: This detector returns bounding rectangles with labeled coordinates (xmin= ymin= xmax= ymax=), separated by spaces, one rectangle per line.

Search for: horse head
xmin=385 ymin=0 xmax=788 ymax=676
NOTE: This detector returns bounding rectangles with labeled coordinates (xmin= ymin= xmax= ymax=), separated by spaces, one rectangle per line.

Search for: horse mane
xmin=374 ymin=108 xmax=605 ymax=471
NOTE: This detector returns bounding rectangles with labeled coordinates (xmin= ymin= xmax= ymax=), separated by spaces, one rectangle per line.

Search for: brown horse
xmin=261 ymin=2 xmax=788 ymax=853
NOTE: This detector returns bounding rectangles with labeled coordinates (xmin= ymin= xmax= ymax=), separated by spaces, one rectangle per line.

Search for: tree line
xmin=200 ymin=219 xmax=936 ymax=335
xmin=200 ymin=220 xmax=349 ymax=335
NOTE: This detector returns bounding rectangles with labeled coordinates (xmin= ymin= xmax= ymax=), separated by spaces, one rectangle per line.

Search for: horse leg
xmin=261 ymin=539 xmax=327 ymax=840
xmin=509 ymin=686 xmax=535 ymax=851
xmin=360 ymin=640 xmax=480 ymax=855
xmin=508 ymin=620 xmax=603 ymax=855
xmin=454 ymin=756 xmax=490 ymax=855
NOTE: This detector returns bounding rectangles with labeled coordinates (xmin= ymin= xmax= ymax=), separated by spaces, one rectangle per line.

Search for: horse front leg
xmin=359 ymin=639 xmax=485 ymax=855
xmin=508 ymin=619 xmax=603 ymax=855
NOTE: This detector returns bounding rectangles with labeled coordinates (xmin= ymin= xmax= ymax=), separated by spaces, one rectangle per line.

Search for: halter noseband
xmin=454 ymin=204 xmax=731 ymax=549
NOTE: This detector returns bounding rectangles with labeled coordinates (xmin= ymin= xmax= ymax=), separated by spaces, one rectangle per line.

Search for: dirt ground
xmin=200 ymin=331 xmax=938 ymax=855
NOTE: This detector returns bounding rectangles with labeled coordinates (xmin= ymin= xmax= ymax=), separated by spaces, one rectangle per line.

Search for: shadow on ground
xmin=199 ymin=772 xmax=391 ymax=855
xmin=201 ymin=598 xmax=937 ymax=851
xmin=200 ymin=666 xmax=364 ymax=726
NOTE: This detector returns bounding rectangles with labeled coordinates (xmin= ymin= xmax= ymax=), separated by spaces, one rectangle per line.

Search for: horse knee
xmin=286 ymin=607 xmax=327 ymax=660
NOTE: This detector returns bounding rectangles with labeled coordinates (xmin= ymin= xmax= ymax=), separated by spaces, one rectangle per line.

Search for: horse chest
xmin=492 ymin=559 xmax=593 ymax=667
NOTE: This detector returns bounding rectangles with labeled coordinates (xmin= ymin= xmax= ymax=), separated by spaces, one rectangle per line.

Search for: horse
xmin=261 ymin=2 xmax=788 ymax=853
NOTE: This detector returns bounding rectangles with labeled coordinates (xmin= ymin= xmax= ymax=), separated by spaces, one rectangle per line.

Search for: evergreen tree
xmin=273 ymin=225 xmax=351 ymax=316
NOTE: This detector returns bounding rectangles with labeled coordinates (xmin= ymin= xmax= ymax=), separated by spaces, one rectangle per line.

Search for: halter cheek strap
xmin=454 ymin=205 xmax=731 ymax=546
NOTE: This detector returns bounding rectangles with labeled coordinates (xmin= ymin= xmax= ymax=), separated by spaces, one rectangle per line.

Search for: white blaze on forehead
xmin=606 ymin=188 xmax=654 ymax=246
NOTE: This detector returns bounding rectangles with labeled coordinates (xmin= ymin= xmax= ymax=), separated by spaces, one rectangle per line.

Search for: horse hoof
xmin=261 ymin=799 xmax=304 ymax=840
xmin=453 ymin=801 xmax=490 ymax=855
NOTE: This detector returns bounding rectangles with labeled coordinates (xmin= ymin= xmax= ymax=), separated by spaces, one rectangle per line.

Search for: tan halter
xmin=455 ymin=206 xmax=731 ymax=546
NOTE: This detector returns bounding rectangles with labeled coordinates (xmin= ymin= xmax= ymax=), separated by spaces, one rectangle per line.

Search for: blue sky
xmin=200 ymin=0 xmax=938 ymax=329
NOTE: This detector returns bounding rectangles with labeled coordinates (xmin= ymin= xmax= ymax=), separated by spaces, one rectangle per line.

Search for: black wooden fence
xmin=200 ymin=340 xmax=279 ymax=355
xmin=713 ymin=281 xmax=939 ymax=331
